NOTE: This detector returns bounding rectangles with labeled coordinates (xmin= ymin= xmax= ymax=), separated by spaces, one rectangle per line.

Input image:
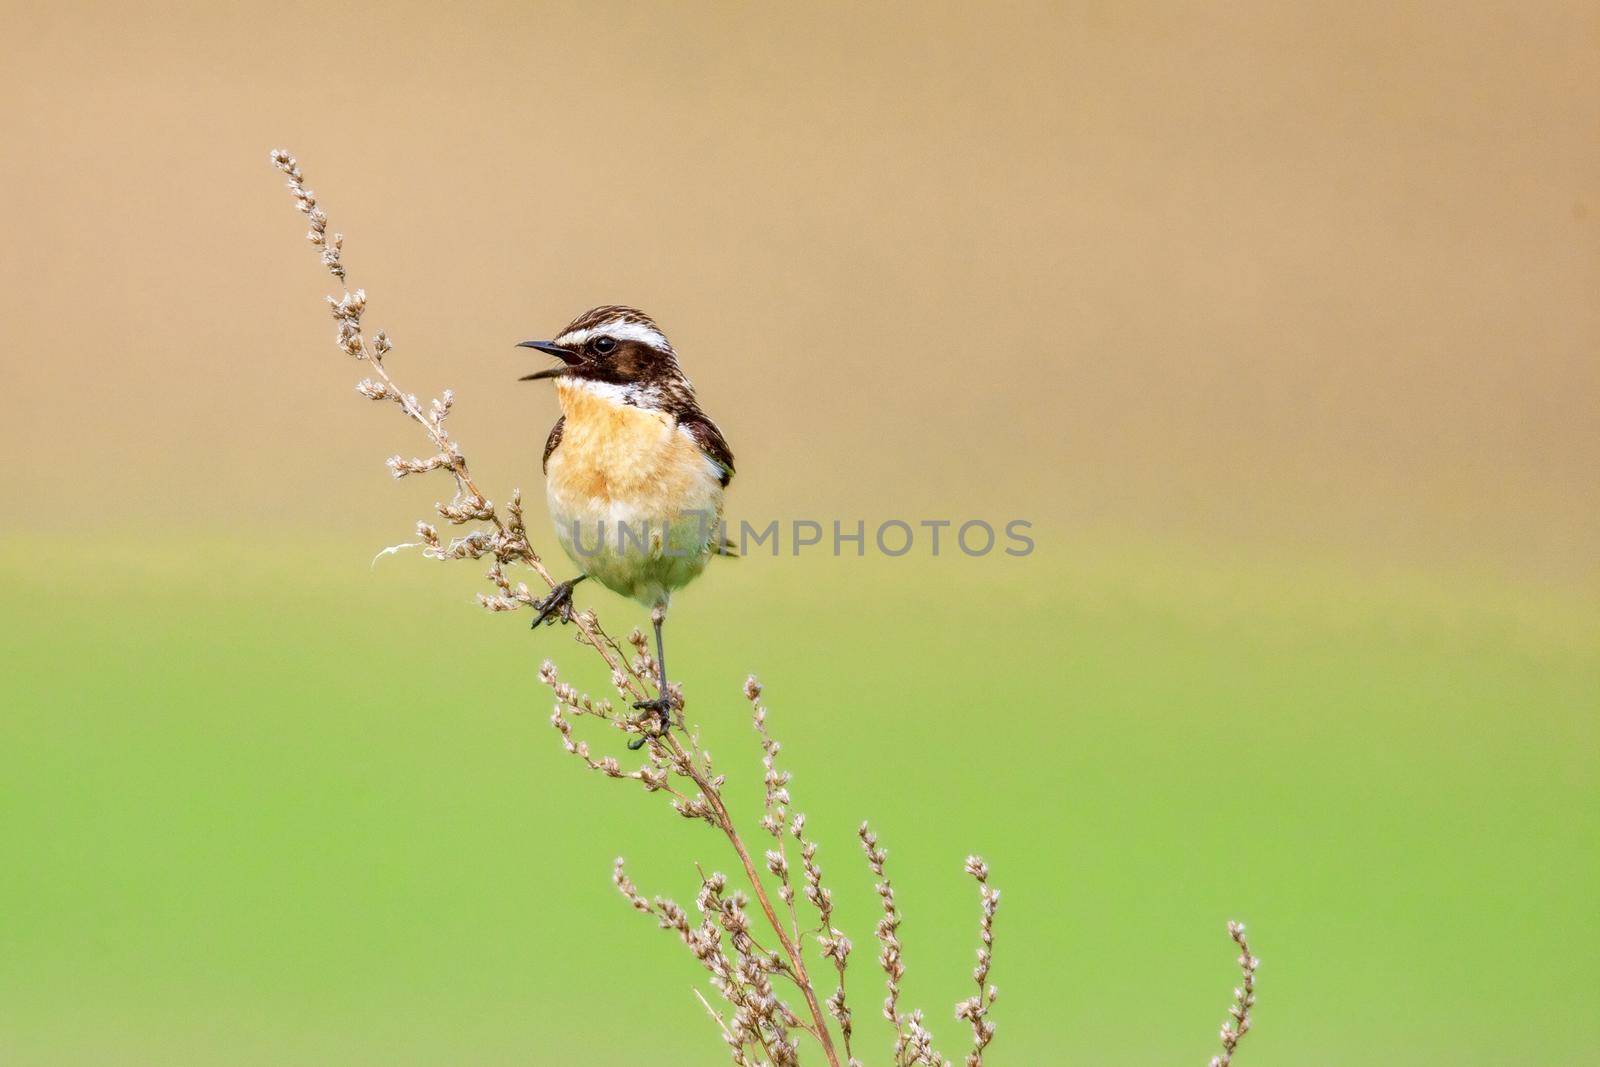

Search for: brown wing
xmin=542 ymin=415 xmax=564 ymax=473
xmin=679 ymin=411 xmax=735 ymax=488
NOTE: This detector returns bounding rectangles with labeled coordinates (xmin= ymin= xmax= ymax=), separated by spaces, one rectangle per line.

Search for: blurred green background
xmin=2 ymin=1 xmax=1597 ymax=1064
xmin=4 ymin=541 xmax=1595 ymax=1065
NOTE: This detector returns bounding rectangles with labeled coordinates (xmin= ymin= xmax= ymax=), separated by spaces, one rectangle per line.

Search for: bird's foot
xmin=626 ymin=696 xmax=673 ymax=750
xmin=529 ymin=576 xmax=585 ymax=628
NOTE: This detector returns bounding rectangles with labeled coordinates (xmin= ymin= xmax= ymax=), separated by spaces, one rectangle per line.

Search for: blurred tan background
xmin=0 ymin=0 xmax=1594 ymax=583
xmin=3 ymin=5 xmax=1598 ymax=1066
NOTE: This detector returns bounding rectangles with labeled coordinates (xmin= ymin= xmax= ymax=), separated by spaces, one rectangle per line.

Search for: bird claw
xmin=626 ymin=696 xmax=673 ymax=750
xmin=529 ymin=577 xmax=583 ymax=628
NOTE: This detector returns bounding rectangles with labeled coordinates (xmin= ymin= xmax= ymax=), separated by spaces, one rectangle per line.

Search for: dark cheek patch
xmin=579 ymin=339 xmax=672 ymax=390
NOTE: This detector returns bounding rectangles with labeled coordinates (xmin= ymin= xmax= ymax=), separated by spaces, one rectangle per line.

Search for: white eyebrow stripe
xmin=555 ymin=320 xmax=671 ymax=351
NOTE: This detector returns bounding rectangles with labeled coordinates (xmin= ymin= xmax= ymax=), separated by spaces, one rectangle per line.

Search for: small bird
xmin=517 ymin=306 xmax=734 ymax=747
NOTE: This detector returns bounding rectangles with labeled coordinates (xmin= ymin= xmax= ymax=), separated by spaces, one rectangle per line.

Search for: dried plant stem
xmin=857 ymin=822 xmax=916 ymax=1061
xmin=956 ymin=858 xmax=999 ymax=1066
xmin=1210 ymin=921 xmax=1258 ymax=1067
xmin=269 ymin=148 xmax=1256 ymax=1067
xmin=664 ymin=730 xmax=844 ymax=1067
xmin=267 ymin=149 xmax=656 ymax=708
xmin=695 ymin=989 xmax=759 ymax=1067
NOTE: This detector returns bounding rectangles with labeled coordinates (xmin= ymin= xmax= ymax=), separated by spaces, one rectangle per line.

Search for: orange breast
xmin=549 ymin=381 xmax=722 ymax=518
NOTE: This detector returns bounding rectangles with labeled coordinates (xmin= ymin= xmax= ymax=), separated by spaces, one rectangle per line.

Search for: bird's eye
xmin=593 ymin=336 xmax=617 ymax=354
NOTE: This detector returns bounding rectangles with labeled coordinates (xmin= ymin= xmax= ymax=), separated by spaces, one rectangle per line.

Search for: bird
xmin=517 ymin=306 xmax=734 ymax=748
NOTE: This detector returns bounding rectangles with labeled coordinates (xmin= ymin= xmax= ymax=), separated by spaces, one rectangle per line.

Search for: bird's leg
xmin=529 ymin=574 xmax=586 ymax=628
xmin=628 ymin=604 xmax=672 ymax=750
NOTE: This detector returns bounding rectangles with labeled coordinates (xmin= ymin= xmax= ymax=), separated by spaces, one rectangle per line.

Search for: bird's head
xmin=518 ymin=305 xmax=689 ymax=408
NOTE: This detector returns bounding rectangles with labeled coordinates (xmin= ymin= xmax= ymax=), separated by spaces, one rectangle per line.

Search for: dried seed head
xmin=1209 ymin=921 xmax=1259 ymax=1067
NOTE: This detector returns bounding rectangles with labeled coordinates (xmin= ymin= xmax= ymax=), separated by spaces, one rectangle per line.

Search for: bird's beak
xmin=517 ymin=340 xmax=581 ymax=381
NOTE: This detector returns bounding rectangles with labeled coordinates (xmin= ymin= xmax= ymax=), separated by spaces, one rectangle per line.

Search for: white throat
xmin=557 ymin=376 xmax=662 ymax=411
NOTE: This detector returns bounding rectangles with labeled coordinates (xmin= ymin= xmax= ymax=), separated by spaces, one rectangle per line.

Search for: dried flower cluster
xmin=956 ymin=857 xmax=999 ymax=1066
xmin=556 ymin=658 xmax=995 ymax=1067
xmin=268 ymin=149 xmax=1259 ymax=1066
xmin=268 ymin=149 xmax=659 ymax=712
xmin=1210 ymin=921 xmax=1259 ymax=1067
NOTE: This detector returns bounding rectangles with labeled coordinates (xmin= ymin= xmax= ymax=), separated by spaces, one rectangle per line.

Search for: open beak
xmin=517 ymin=339 xmax=581 ymax=381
